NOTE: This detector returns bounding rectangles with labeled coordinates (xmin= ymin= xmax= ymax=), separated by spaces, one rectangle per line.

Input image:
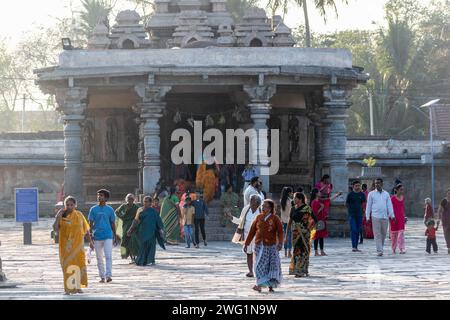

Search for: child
xmin=152 ymin=197 xmax=161 ymax=214
xmin=424 ymin=198 xmax=433 ymax=226
xmin=181 ymin=197 xmax=196 ymax=248
xmin=425 ymin=220 xmax=440 ymax=254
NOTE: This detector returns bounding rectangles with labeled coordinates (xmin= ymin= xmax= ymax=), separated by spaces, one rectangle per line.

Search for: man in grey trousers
xmin=365 ymin=178 xmax=396 ymax=256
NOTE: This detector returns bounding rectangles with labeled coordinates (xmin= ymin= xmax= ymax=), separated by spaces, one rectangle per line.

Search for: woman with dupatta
xmin=286 ymin=192 xmax=317 ymax=278
xmin=127 ymin=196 xmax=166 ymax=266
xmin=53 ymin=196 xmax=94 ymax=295
xmin=115 ymin=193 xmax=140 ymax=262
xmin=160 ymin=187 xmax=181 ymax=245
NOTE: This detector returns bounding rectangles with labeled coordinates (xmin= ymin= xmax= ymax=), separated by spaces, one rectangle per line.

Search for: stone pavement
xmin=0 ymin=218 xmax=449 ymax=300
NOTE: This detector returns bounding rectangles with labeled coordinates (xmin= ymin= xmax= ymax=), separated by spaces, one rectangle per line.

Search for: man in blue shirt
xmin=346 ymin=181 xmax=366 ymax=253
xmin=88 ymin=189 xmax=117 ymax=283
xmin=192 ymin=191 xmax=209 ymax=248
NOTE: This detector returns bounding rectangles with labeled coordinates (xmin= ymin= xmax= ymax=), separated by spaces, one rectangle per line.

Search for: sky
xmin=0 ymin=0 xmax=396 ymax=48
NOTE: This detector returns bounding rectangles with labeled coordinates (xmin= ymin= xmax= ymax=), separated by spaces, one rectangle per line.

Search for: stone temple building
xmin=35 ymin=1 xmax=368 ymax=224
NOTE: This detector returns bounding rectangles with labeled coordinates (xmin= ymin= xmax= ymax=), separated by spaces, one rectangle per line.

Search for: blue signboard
xmin=15 ymin=188 xmax=39 ymax=223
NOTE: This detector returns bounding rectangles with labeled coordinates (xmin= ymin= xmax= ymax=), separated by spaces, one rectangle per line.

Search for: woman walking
xmin=390 ymin=184 xmax=406 ymax=254
xmin=311 ymin=188 xmax=341 ymax=256
xmin=280 ymin=187 xmax=293 ymax=258
xmin=438 ymin=188 xmax=450 ymax=254
xmin=160 ymin=187 xmax=181 ymax=245
xmin=115 ymin=194 xmax=140 ymax=262
xmin=53 ymin=196 xmax=94 ymax=295
xmin=127 ymin=196 xmax=166 ymax=266
xmin=244 ymin=199 xmax=283 ymax=293
xmin=286 ymin=192 xmax=317 ymax=277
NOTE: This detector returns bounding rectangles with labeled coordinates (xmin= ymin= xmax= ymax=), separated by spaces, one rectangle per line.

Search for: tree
xmin=266 ymin=0 xmax=349 ymax=47
xmin=125 ymin=0 xmax=154 ymax=22
xmin=227 ymin=0 xmax=260 ymax=21
xmin=79 ymin=0 xmax=116 ymax=41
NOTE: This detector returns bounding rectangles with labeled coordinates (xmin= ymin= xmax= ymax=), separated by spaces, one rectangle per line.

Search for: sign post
xmin=15 ymin=188 xmax=39 ymax=245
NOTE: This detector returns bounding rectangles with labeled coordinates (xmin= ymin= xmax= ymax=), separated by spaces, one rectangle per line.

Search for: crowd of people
xmin=53 ymin=170 xmax=450 ymax=295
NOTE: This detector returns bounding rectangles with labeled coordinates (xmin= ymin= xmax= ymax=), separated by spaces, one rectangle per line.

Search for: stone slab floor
xmin=0 ymin=218 xmax=449 ymax=300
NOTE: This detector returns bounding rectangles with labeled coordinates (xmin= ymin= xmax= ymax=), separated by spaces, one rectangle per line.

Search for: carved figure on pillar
xmin=82 ymin=120 xmax=95 ymax=161
xmin=288 ymin=115 xmax=300 ymax=161
xmin=124 ymin=117 xmax=139 ymax=162
xmin=105 ymin=117 xmax=119 ymax=161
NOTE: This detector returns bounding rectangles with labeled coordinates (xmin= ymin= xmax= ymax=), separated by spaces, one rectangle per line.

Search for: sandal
xmin=246 ymin=273 xmax=254 ymax=278
xmin=252 ymin=285 xmax=262 ymax=293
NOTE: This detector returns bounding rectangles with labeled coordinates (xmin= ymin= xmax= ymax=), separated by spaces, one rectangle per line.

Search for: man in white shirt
xmin=365 ymin=178 xmax=396 ymax=256
xmin=243 ymin=176 xmax=264 ymax=207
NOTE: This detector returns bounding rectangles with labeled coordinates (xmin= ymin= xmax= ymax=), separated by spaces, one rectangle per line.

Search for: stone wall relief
xmin=288 ymin=115 xmax=300 ymax=161
xmin=82 ymin=120 xmax=95 ymax=161
xmin=124 ymin=116 xmax=139 ymax=162
xmin=105 ymin=117 xmax=119 ymax=161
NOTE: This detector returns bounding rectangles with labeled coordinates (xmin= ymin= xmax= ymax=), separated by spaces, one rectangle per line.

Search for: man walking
xmin=346 ymin=181 xmax=366 ymax=252
xmin=365 ymin=178 xmax=395 ymax=256
xmin=89 ymin=189 xmax=117 ymax=282
xmin=243 ymin=177 xmax=264 ymax=207
xmin=192 ymin=191 xmax=209 ymax=248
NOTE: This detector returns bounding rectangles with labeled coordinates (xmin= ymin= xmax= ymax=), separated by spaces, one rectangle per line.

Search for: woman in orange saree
xmin=196 ymin=162 xmax=217 ymax=203
xmin=53 ymin=196 xmax=94 ymax=295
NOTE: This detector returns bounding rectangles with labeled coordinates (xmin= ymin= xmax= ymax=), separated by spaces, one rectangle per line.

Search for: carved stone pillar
xmin=243 ymin=85 xmax=276 ymax=193
xmin=135 ymin=85 xmax=171 ymax=195
xmin=321 ymin=85 xmax=352 ymax=203
xmin=56 ymin=87 xmax=88 ymax=203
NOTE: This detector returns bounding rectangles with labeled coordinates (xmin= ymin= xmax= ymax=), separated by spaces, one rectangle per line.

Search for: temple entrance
xmin=160 ymin=91 xmax=250 ymax=195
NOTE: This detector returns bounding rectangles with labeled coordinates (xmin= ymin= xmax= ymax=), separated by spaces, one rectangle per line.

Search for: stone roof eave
xmin=35 ymin=65 xmax=366 ymax=85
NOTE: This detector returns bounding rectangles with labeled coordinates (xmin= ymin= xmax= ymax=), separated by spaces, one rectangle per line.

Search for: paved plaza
xmin=0 ymin=218 xmax=449 ymax=300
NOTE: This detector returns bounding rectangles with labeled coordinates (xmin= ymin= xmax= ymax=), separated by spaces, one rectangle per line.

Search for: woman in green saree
xmin=127 ymin=196 xmax=166 ymax=266
xmin=115 ymin=194 xmax=140 ymax=263
xmin=160 ymin=187 xmax=181 ymax=245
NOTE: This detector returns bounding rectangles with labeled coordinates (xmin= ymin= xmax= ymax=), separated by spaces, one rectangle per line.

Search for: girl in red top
xmin=390 ymin=184 xmax=406 ymax=254
xmin=311 ymin=188 xmax=342 ymax=256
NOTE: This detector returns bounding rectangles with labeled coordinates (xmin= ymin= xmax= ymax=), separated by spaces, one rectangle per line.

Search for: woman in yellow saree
xmin=53 ymin=196 xmax=94 ymax=295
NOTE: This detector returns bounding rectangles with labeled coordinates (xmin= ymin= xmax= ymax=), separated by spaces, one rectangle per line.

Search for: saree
xmin=160 ymin=195 xmax=180 ymax=245
xmin=58 ymin=210 xmax=89 ymax=293
xmin=115 ymin=203 xmax=140 ymax=260
xmin=254 ymin=244 xmax=283 ymax=288
xmin=135 ymin=207 xmax=166 ymax=266
xmin=196 ymin=162 xmax=216 ymax=203
xmin=289 ymin=205 xmax=316 ymax=276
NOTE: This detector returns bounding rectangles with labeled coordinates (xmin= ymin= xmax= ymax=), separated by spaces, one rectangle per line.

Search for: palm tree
xmin=266 ymin=0 xmax=349 ymax=47
xmin=79 ymin=0 xmax=115 ymax=40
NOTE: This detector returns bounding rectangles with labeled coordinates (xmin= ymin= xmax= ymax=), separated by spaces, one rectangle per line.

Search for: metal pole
xmin=23 ymin=222 xmax=32 ymax=245
xmin=430 ymin=107 xmax=435 ymax=212
xmin=369 ymin=91 xmax=374 ymax=136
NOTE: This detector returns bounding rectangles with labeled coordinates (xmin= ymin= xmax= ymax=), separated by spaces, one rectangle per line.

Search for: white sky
xmin=0 ymin=0 xmax=399 ymax=48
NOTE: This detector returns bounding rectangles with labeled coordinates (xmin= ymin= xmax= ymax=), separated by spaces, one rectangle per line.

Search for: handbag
xmin=316 ymin=220 xmax=326 ymax=231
